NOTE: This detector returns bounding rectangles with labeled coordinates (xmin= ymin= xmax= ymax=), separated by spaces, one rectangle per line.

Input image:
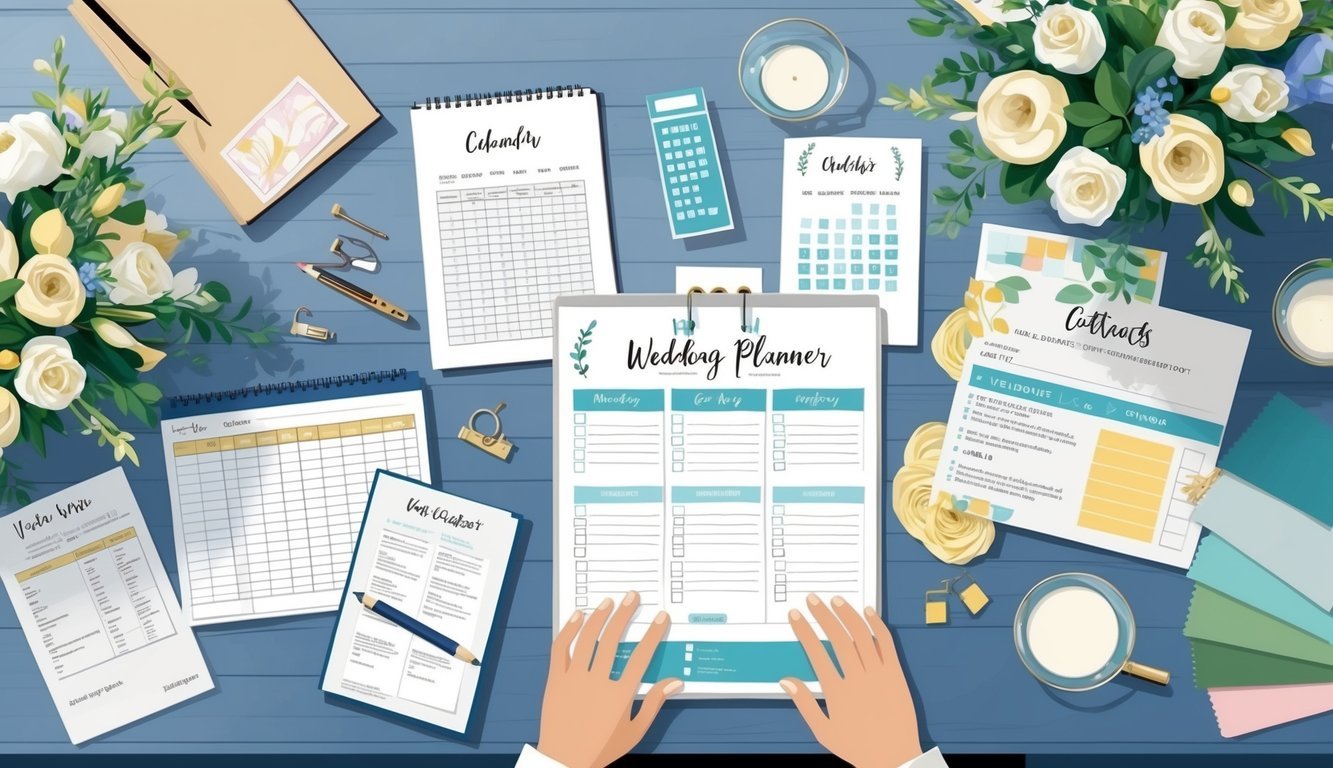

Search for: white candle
xmin=761 ymin=44 xmax=829 ymax=112
xmin=1286 ymin=278 xmax=1333 ymax=359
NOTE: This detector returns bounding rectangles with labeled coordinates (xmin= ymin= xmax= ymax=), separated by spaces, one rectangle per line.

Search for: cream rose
xmin=1156 ymin=0 xmax=1227 ymax=78
xmin=1220 ymin=0 xmax=1301 ymax=51
xmin=1140 ymin=114 xmax=1225 ymax=205
xmin=14 ymin=336 xmax=86 ymax=410
xmin=976 ymin=71 xmax=1069 ymax=165
xmin=922 ymin=500 xmax=997 ymax=565
xmin=0 ymin=387 xmax=19 ymax=448
xmin=106 ymin=241 xmax=173 ymax=305
xmin=893 ymin=462 xmax=939 ymax=540
xmin=1213 ymin=65 xmax=1290 ymax=122
xmin=16 ymin=254 xmax=85 ymax=327
xmin=0 ymin=112 xmax=65 ymax=202
xmin=1045 ymin=147 xmax=1127 ymax=227
xmin=931 ymin=307 xmax=970 ymax=381
xmin=0 ymin=224 xmax=17 ymax=281
xmin=1033 ymin=5 xmax=1106 ymax=75
xmin=904 ymin=422 xmax=947 ymax=466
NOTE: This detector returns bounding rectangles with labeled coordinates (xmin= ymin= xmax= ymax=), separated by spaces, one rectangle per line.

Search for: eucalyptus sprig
xmin=929 ymin=128 xmax=999 ymax=239
xmin=1188 ymin=209 xmax=1248 ymax=304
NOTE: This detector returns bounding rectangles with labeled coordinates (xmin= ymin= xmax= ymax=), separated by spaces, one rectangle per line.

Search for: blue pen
xmin=353 ymin=591 xmax=480 ymax=666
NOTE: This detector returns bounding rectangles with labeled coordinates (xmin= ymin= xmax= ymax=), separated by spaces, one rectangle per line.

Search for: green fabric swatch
xmin=1191 ymin=639 xmax=1333 ymax=688
xmin=1185 ymin=585 xmax=1333 ymax=666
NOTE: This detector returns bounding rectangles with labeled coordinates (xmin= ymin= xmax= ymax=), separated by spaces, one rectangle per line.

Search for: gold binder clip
xmin=458 ymin=402 xmax=513 ymax=461
xmin=925 ymin=580 xmax=952 ymax=625
xmin=290 ymin=307 xmax=335 ymax=341
xmin=952 ymin=570 xmax=990 ymax=616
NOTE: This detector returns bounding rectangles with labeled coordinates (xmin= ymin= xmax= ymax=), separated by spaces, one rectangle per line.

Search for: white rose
xmin=169 ymin=266 xmax=200 ymax=300
xmin=1220 ymin=0 xmax=1302 ymax=51
xmin=0 ymin=112 xmax=66 ymax=202
xmin=1140 ymin=114 xmax=1225 ymax=205
xmin=1045 ymin=147 xmax=1127 ymax=227
xmin=0 ymin=224 xmax=17 ymax=281
xmin=14 ymin=336 xmax=86 ymax=411
xmin=15 ymin=254 xmax=86 ymax=327
xmin=976 ymin=71 xmax=1070 ymax=165
xmin=1033 ymin=5 xmax=1106 ymax=75
xmin=0 ymin=387 xmax=19 ymax=447
xmin=1156 ymin=0 xmax=1227 ymax=78
xmin=81 ymin=109 xmax=127 ymax=160
xmin=106 ymin=241 xmax=173 ymax=305
xmin=142 ymin=209 xmax=182 ymax=260
xmin=1213 ymin=64 xmax=1290 ymax=122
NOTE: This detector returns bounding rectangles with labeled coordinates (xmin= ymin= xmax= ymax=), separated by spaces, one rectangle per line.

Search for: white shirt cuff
xmin=517 ymin=744 xmax=568 ymax=768
xmin=899 ymin=746 xmax=949 ymax=768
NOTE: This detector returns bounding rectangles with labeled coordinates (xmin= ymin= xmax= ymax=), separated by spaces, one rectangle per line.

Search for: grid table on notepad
xmin=437 ymin=181 xmax=596 ymax=345
xmin=795 ymin=202 xmax=899 ymax=293
xmin=170 ymin=415 xmax=419 ymax=615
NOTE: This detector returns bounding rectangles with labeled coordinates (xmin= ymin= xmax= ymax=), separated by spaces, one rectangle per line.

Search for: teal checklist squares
xmin=794 ymin=200 xmax=902 ymax=298
xmin=646 ymin=87 xmax=733 ymax=239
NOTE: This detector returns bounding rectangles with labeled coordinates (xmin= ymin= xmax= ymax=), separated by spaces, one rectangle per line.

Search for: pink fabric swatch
xmin=1210 ymin=683 xmax=1333 ymax=737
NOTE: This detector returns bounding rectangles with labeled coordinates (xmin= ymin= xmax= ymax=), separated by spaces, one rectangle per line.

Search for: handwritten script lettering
xmin=466 ymin=126 xmax=542 ymax=154
xmin=1065 ymin=306 xmax=1152 ymax=348
xmin=406 ymin=497 xmax=485 ymax=531
xmin=12 ymin=497 xmax=93 ymax=541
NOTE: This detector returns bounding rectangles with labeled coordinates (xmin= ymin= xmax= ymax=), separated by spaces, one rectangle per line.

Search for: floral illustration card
xmin=976 ymin=223 xmax=1167 ymax=306
xmin=221 ymin=77 xmax=347 ymax=202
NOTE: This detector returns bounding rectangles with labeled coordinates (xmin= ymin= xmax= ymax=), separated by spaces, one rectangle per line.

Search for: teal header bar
xmin=773 ymin=389 xmax=864 ymax=410
xmin=573 ymin=486 xmax=665 ymax=504
xmin=969 ymin=365 xmax=1224 ymax=445
xmin=772 ymin=487 xmax=866 ymax=504
xmin=573 ymin=389 xmax=664 ymax=411
xmin=610 ymin=640 xmax=837 ymax=683
xmin=670 ymin=486 xmax=761 ymax=503
xmin=671 ymin=389 xmax=767 ymax=412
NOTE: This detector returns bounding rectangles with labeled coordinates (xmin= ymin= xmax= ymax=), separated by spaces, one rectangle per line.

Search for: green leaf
xmin=995 ymin=276 xmax=1032 ymax=292
xmin=1000 ymin=162 xmax=1048 ymax=204
xmin=908 ymin=18 xmax=947 ymax=36
xmin=203 ymin=281 xmax=231 ymax=304
xmin=1083 ymin=121 xmax=1124 ymax=148
xmin=1126 ymin=46 xmax=1176 ymax=92
xmin=1066 ymin=102 xmax=1112 ymax=128
xmin=0 ymin=325 xmax=28 ymax=347
xmin=1110 ymin=5 xmax=1158 ymax=50
xmin=0 ymin=279 xmax=24 ymax=305
xmin=32 ymin=91 xmax=57 ymax=111
xmin=109 ymin=200 xmax=147 ymax=225
xmin=1055 ymin=284 xmax=1095 ymax=304
xmin=1094 ymin=63 xmax=1132 ymax=115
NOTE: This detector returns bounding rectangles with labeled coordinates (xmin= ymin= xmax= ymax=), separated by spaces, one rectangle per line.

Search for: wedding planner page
xmin=411 ymin=91 xmax=618 ymax=369
xmin=554 ymin=296 xmax=880 ymax=696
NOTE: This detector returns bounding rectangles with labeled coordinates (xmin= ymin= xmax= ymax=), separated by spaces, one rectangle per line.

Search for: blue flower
xmin=78 ymin=262 xmax=103 ymax=297
xmin=1285 ymin=33 xmax=1333 ymax=109
xmin=1131 ymin=85 xmax=1173 ymax=146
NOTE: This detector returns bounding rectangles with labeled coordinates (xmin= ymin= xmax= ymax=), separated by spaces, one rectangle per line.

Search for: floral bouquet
xmin=883 ymin=0 xmax=1333 ymax=302
xmin=0 ymin=38 xmax=273 ymax=502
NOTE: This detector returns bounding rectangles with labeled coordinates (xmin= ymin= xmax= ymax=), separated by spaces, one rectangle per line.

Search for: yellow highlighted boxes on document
xmin=1077 ymin=430 xmax=1174 ymax=542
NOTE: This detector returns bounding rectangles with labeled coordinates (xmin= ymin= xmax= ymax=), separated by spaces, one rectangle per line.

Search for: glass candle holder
xmin=1274 ymin=259 xmax=1333 ymax=366
xmin=738 ymin=18 xmax=849 ymax=122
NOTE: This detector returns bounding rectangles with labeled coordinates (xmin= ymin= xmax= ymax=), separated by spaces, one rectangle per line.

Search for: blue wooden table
xmin=1 ymin=0 xmax=1331 ymax=758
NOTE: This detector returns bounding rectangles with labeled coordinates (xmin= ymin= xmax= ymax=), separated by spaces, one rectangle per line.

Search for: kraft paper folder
xmin=70 ymin=0 xmax=380 ymax=224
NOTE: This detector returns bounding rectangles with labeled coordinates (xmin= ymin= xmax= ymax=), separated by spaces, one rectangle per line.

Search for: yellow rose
xmin=0 ymin=223 xmax=17 ymax=280
xmin=976 ymin=71 xmax=1069 ymax=165
xmin=931 ymin=307 xmax=971 ymax=381
xmin=16 ymin=254 xmax=85 ymax=327
xmin=1220 ymin=0 xmax=1302 ymax=51
xmin=904 ymin=422 xmax=947 ymax=466
xmin=0 ymin=350 xmax=17 ymax=370
xmin=921 ymin=501 xmax=996 ymax=565
xmin=91 ymin=183 xmax=125 ymax=218
xmin=892 ymin=462 xmax=939 ymax=540
xmin=0 ymin=387 xmax=19 ymax=448
xmin=892 ymin=444 xmax=997 ymax=565
xmin=30 ymin=208 xmax=73 ymax=257
xmin=1139 ymin=114 xmax=1225 ymax=205
xmin=91 ymin=318 xmax=166 ymax=372
xmin=1228 ymin=179 xmax=1255 ymax=207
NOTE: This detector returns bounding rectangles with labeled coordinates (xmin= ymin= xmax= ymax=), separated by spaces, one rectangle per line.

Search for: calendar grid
xmin=437 ymin=181 xmax=596 ymax=346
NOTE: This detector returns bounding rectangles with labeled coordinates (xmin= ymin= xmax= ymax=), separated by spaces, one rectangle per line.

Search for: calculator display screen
xmin=654 ymin=93 xmax=699 ymax=112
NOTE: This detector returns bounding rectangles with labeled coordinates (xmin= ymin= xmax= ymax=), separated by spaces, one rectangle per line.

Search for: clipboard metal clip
xmin=458 ymin=402 xmax=514 ymax=461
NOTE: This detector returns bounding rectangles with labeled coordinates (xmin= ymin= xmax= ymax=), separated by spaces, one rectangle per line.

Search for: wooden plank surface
xmin=0 ymin=0 xmax=1331 ymax=755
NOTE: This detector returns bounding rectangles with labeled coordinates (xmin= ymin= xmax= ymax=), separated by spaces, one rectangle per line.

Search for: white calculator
xmin=646 ymin=87 xmax=734 ymax=239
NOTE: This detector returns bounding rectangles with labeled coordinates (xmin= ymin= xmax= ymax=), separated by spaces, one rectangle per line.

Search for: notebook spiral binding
xmin=168 ymin=369 xmax=410 ymax=407
xmin=413 ymin=85 xmax=590 ymax=110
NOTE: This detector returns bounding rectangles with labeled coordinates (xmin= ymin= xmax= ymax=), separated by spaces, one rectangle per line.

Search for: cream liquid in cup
xmin=1285 ymin=279 xmax=1333 ymax=359
xmin=1024 ymin=585 xmax=1120 ymax=679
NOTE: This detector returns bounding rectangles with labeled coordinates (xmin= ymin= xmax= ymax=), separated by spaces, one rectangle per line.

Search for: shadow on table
xmin=684 ymin=100 xmax=748 ymax=252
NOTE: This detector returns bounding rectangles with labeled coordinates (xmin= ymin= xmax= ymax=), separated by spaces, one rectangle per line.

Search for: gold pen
xmin=296 ymin=262 xmax=409 ymax=322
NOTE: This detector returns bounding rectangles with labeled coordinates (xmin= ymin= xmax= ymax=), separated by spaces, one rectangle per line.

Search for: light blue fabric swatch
xmin=1188 ymin=534 xmax=1333 ymax=644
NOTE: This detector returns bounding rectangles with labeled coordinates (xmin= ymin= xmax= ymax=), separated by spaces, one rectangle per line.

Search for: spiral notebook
xmin=410 ymin=87 xmax=618 ymax=370
xmin=161 ymin=370 xmax=431 ymax=625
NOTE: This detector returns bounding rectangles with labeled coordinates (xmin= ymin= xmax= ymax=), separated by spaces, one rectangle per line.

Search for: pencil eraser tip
xmin=296 ymin=262 xmax=308 ymax=269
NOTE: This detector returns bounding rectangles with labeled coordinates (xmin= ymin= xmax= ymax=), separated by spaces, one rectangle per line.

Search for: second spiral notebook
xmin=410 ymin=86 xmax=618 ymax=370
xmin=161 ymin=370 xmax=431 ymax=626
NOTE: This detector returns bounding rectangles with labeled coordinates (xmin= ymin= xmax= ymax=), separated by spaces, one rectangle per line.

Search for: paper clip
xmin=290 ymin=307 xmax=335 ymax=341
xmin=325 ymin=235 xmax=381 ymax=272
xmin=925 ymin=580 xmax=952 ymax=625
xmin=458 ymin=402 xmax=514 ymax=461
xmin=951 ymin=571 xmax=990 ymax=616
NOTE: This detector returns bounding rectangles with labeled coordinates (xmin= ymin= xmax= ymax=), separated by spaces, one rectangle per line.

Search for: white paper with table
xmin=0 ymin=468 xmax=213 ymax=744
xmin=553 ymin=294 xmax=880 ymax=697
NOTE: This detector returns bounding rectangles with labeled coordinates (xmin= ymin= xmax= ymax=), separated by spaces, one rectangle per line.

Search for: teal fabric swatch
xmin=1223 ymin=394 xmax=1333 ymax=527
xmin=1188 ymin=535 xmax=1333 ymax=644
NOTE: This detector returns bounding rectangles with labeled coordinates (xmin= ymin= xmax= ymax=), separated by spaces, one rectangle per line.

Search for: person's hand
xmin=537 ymin=591 xmax=682 ymax=768
xmin=782 ymin=594 xmax=923 ymax=768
